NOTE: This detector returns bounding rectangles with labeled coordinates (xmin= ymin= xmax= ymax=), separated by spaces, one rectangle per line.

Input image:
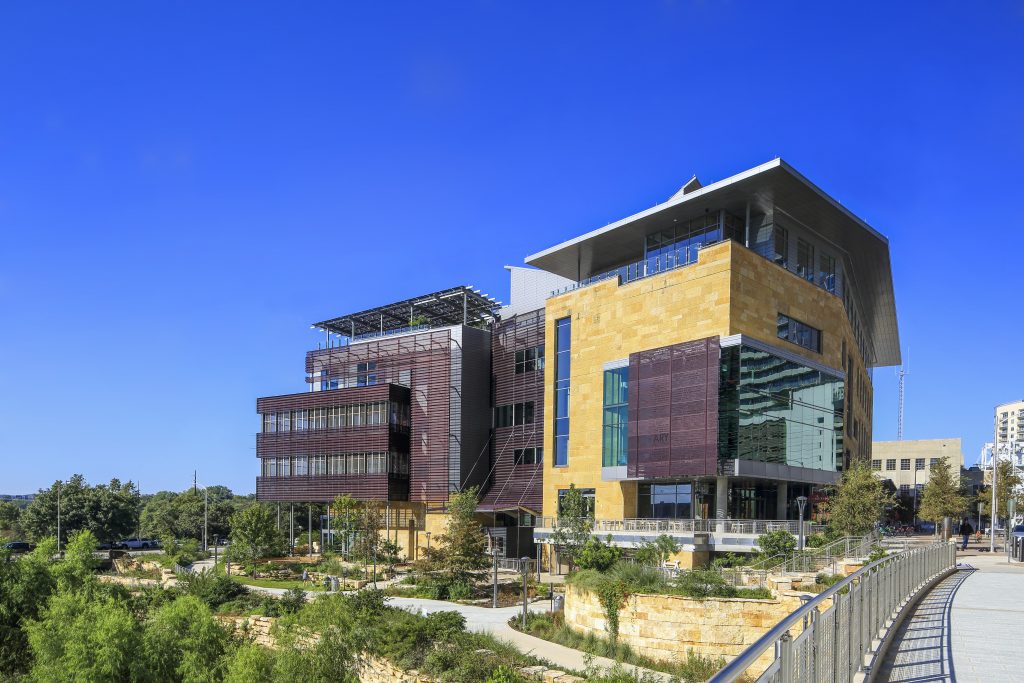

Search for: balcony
xmin=532 ymin=516 xmax=826 ymax=552
xmin=550 ymin=239 xmax=724 ymax=297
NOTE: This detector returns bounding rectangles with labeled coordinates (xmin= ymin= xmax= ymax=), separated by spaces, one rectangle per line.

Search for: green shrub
xmin=674 ymin=569 xmax=735 ymax=599
xmin=576 ymin=535 xmax=622 ymax=571
xmin=867 ymin=545 xmax=888 ymax=562
xmin=447 ymin=580 xmax=473 ymax=601
xmin=279 ymin=587 xmax=307 ymax=614
xmin=757 ymin=529 xmax=797 ymax=559
xmin=177 ymin=569 xmax=249 ymax=608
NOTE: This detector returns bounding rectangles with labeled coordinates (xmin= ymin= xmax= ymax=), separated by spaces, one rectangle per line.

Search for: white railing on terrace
xmin=352 ymin=323 xmax=431 ymax=342
xmin=535 ymin=517 xmax=826 ymax=536
xmin=708 ymin=541 xmax=957 ymax=683
xmin=549 ymin=240 xmax=725 ymax=297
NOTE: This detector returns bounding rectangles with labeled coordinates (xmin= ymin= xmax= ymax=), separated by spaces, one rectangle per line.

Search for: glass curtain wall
xmin=601 ymin=366 xmax=628 ymax=467
xmin=719 ymin=345 xmax=844 ymax=471
xmin=553 ymin=317 xmax=571 ymax=467
xmin=643 ymin=211 xmax=743 ymax=275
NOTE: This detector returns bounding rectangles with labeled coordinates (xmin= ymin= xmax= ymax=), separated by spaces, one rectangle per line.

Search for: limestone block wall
xmin=564 ymin=585 xmax=808 ymax=675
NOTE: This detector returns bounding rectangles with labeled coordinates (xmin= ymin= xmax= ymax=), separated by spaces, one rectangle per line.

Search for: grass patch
xmin=511 ymin=611 xmax=727 ymax=682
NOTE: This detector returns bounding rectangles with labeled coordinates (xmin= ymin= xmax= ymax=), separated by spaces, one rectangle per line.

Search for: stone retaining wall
xmin=564 ymin=585 xmax=812 ymax=675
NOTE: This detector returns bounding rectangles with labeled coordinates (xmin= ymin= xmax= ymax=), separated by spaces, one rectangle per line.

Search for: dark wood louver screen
xmin=627 ymin=336 xmax=720 ymax=479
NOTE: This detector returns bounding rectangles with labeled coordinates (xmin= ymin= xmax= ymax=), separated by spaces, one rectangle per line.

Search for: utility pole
xmin=56 ymin=481 xmax=61 ymax=556
xmin=203 ymin=487 xmax=208 ymax=552
xmin=991 ymin=437 xmax=1000 ymax=553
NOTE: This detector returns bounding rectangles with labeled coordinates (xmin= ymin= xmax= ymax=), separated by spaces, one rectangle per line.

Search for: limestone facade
xmin=563 ymin=584 xmax=813 ymax=676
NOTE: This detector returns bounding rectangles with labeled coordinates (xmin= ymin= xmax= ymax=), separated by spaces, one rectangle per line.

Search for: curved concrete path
xmin=876 ymin=548 xmax=1024 ymax=683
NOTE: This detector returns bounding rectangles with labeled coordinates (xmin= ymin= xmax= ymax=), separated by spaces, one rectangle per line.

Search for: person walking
xmin=960 ymin=518 xmax=973 ymax=551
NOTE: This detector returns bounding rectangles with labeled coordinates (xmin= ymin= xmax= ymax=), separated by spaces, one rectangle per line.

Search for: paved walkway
xmin=877 ymin=548 xmax=1024 ymax=683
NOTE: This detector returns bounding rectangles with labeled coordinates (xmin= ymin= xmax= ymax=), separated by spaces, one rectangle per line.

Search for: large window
xmin=819 ymin=253 xmax=837 ymax=293
xmin=356 ymin=362 xmax=377 ymax=387
xmin=494 ymin=402 xmax=535 ymax=428
xmin=554 ymin=317 xmax=571 ymax=466
xmin=557 ymin=488 xmax=595 ymax=516
xmin=637 ymin=482 xmax=691 ymax=519
xmin=602 ymin=366 xmax=628 ymax=467
xmin=796 ymin=238 xmax=815 ymax=282
xmin=777 ymin=313 xmax=822 ymax=353
xmin=514 ymin=447 xmax=542 ymax=465
xmin=719 ymin=344 xmax=844 ymax=471
xmin=643 ymin=212 xmax=740 ymax=274
xmin=515 ymin=345 xmax=545 ymax=373
xmin=773 ymin=224 xmax=789 ymax=267
xmin=900 ymin=458 xmax=911 ymax=471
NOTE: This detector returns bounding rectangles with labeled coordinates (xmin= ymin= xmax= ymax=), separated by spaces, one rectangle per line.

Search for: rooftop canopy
xmin=313 ymin=286 xmax=502 ymax=339
xmin=524 ymin=158 xmax=900 ymax=368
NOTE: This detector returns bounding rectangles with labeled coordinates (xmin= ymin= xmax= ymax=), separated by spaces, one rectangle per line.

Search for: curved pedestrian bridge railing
xmin=708 ymin=541 xmax=957 ymax=683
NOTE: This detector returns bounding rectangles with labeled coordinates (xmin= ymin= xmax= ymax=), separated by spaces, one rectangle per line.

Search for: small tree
xmin=551 ymin=485 xmax=593 ymax=571
xmin=228 ymin=504 xmax=284 ymax=570
xmin=917 ymin=457 xmax=968 ymax=526
xmin=575 ymin=535 xmax=621 ymax=572
xmin=825 ymin=461 xmax=896 ymax=536
xmin=330 ymin=494 xmax=362 ymax=558
xmin=978 ymin=459 xmax=1023 ymax=524
xmin=427 ymin=487 xmax=489 ymax=586
xmin=757 ymin=529 xmax=796 ymax=559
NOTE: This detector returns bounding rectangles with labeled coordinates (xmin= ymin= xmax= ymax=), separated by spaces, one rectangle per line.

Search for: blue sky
xmin=1 ymin=2 xmax=1022 ymax=494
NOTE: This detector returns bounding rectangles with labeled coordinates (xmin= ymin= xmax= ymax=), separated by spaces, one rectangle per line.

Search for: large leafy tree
xmin=977 ymin=458 xmax=1023 ymax=521
xmin=551 ymin=484 xmax=594 ymax=571
xmin=425 ymin=487 xmax=489 ymax=584
xmin=0 ymin=501 xmax=21 ymax=540
xmin=918 ymin=457 xmax=969 ymax=524
xmin=20 ymin=476 xmax=140 ymax=547
xmin=228 ymin=504 xmax=285 ymax=567
xmin=825 ymin=461 xmax=896 ymax=536
xmin=140 ymin=486 xmax=251 ymax=543
xmin=25 ymin=590 xmax=145 ymax=683
xmin=0 ymin=539 xmax=58 ymax=676
xmin=143 ymin=596 xmax=228 ymax=683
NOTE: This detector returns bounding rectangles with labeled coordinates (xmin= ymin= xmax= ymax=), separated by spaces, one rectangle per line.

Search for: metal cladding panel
xmin=256 ymin=474 xmax=391 ymax=502
xmin=298 ymin=330 xmax=452 ymax=505
xmin=256 ymin=425 xmax=393 ymax=457
xmin=256 ymin=383 xmax=404 ymax=413
xmin=479 ymin=309 xmax=545 ymax=514
xmin=627 ymin=336 xmax=720 ymax=479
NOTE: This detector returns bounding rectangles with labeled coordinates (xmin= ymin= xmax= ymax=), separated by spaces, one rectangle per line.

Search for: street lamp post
xmin=520 ymin=557 xmax=530 ymax=630
xmin=991 ymin=441 xmax=1000 ymax=553
xmin=796 ymin=496 xmax=808 ymax=552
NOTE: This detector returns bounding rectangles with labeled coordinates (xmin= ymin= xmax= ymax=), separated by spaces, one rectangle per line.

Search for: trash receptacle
xmin=552 ymin=593 xmax=564 ymax=612
xmin=331 ymin=576 xmax=340 ymax=592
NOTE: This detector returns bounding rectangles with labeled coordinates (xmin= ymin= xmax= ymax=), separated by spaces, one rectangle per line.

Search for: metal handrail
xmin=708 ymin=541 xmax=956 ymax=683
xmin=536 ymin=517 xmax=826 ymax=537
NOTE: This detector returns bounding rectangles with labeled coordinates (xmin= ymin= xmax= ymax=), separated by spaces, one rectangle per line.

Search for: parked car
xmin=3 ymin=541 xmax=36 ymax=553
xmin=916 ymin=521 xmax=936 ymax=533
xmin=1011 ymin=524 xmax=1024 ymax=539
xmin=116 ymin=538 xmax=160 ymax=550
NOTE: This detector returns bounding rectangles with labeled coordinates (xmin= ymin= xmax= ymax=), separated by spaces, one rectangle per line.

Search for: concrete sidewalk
xmin=876 ymin=549 xmax=1024 ymax=682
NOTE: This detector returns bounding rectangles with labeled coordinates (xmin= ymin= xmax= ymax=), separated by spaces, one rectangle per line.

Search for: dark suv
xmin=3 ymin=541 xmax=35 ymax=553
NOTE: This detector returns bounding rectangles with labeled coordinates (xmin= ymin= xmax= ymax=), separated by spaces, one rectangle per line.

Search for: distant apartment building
xmin=872 ymin=439 xmax=964 ymax=497
xmin=255 ymin=159 xmax=900 ymax=566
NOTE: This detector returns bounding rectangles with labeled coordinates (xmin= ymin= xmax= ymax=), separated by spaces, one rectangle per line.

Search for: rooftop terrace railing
xmin=351 ymin=323 xmax=432 ymax=342
xmin=549 ymin=239 xmax=725 ymax=297
xmin=708 ymin=540 xmax=957 ymax=683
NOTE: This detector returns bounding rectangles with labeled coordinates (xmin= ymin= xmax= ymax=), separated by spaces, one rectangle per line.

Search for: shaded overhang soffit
xmin=524 ymin=158 xmax=900 ymax=367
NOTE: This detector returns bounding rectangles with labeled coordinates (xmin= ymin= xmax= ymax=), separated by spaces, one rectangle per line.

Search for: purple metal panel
xmin=628 ymin=336 xmax=720 ymax=478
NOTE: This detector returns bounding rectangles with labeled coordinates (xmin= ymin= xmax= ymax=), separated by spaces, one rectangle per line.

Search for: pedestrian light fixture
xmin=796 ymin=496 xmax=809 ymax=551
